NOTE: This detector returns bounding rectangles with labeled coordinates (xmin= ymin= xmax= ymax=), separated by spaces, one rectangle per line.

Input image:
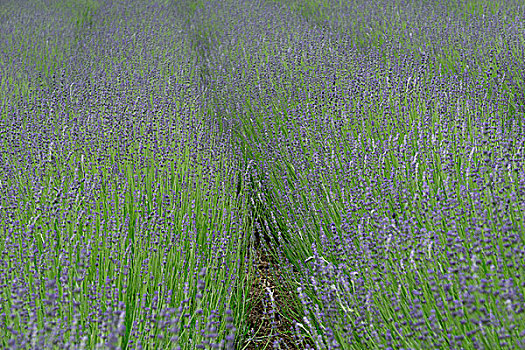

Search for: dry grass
xmin=240 ymin=222 xmax=315 ymax=350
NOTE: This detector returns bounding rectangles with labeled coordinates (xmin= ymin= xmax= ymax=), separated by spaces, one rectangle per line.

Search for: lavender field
xmin=1 ymin=0 xmax=524 ymax=349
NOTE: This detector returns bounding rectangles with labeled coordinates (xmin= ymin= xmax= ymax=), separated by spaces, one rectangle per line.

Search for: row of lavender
xmin=0 ymin=0 xmax=254 ymax=348
xmin=195 ymin=0 xmax=525 ymax=348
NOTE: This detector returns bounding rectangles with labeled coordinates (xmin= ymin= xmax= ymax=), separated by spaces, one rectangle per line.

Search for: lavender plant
xmin=0 ymin=0 xmax=254 ymax=348
xmin=1 ymin=0 xmax=524 ymax=349
xmin=215 ymin=0 xmax=525 ymax=349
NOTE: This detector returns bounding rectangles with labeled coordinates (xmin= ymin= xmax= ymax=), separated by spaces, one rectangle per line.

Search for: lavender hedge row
xmin=1 ymin=0 xmax=253 ymax=348
xmin=199 ymin=0 xmax=525 ymax=348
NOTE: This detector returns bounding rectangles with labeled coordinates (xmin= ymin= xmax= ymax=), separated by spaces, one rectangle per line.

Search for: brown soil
xmin=239 ymin=232 xmax=315 ymax=350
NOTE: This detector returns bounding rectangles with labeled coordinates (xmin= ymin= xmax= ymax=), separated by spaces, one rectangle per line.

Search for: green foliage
xmin=267 ymin=0 xmax=331 ymax=29
xmin=53 ymin=0 xmax=101 ymax=29
xmin=2 ymin=0 xmax=524 ymax=348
